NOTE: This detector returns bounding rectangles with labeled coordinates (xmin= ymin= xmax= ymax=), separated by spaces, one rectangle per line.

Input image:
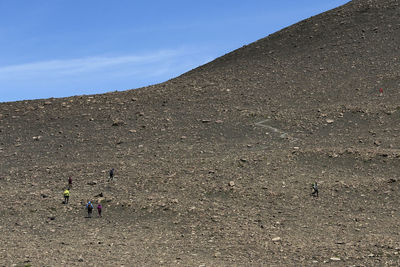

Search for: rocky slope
xmin=1 ymin=0 xmax=400 ymax=265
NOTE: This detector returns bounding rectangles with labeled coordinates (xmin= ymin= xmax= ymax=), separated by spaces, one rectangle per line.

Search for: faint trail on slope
xmin=255 ymin=119 xmax=299 ymax=143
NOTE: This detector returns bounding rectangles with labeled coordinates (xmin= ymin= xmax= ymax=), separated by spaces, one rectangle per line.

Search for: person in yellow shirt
xmin=63 ymin=189 xmax=70 ymax=204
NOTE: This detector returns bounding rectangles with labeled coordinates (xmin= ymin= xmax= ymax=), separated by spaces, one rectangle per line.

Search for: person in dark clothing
xmin=86 ymin=201 xmax=94 ymax=218
xmin=109 ymin=168 xmax=115 ymax=181
xmin=68 ymin=176 xmax=72 ymax=189
xmin=311 ymin=182 xmax=319 ymax=197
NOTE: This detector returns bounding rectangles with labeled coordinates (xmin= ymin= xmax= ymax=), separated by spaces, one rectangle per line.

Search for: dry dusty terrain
xmin=1 ymin=0 xmax=400 ymax=265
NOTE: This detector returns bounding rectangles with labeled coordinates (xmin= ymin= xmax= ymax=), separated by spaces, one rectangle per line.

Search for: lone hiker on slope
xmin=109 ymin=168 xmax=115 ymax=181
xmin=63 ymin=189 xmax=70 ymax=204
xmin=97 ymin=203 xmax=102 ymax=217
xmin=68 ymin=176 xmax=72 ymax=189
xmin=86 ymin=201 xmax=94 ymax=218
xmin=311 ymin=181 xmax=319 ymax=197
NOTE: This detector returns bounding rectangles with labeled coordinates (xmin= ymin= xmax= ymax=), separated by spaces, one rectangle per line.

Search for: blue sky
xmin=0 ymin=0 xmax=349 ymax=102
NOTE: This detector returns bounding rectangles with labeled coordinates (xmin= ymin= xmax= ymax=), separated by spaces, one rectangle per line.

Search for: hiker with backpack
xmin=311 ymin=181 xmax=319 ymax=197
xmin=63 ymin=189 xmax=70 ymax=204
xmin=86 ymin=201 xmax=94 ymax=218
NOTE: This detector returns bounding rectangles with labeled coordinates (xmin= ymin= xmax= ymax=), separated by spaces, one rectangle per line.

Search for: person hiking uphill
xmin=68 ymin=176 xmax=72 ymax=189
xmin=86 ymin=201 xmax=94 ymax=218
xmin=311 ymin=181 xmax=319 ymax=197
xmin=109 ymin=168 xmax=115 ymax=181
xmin=63 ymin=189 xmax=70 ymax=204
xmin=97 ymin=203 xmax=102 ymax=217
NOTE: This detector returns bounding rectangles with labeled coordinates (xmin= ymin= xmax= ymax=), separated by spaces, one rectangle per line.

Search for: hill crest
xmin=1 ymin=0 xmax=400 ymax=265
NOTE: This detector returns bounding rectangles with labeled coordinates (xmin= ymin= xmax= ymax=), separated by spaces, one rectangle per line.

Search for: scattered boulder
xmin=214 ymin=252 xmax=222 ymax=258
xmin=112 ymin=119 xmax=124 ymax=126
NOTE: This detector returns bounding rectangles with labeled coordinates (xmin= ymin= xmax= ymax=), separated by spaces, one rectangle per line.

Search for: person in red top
xmin=97 ymin=203 xmax=102 ymax=217
xmin=68 ymin=177 xmax=72 ymax=189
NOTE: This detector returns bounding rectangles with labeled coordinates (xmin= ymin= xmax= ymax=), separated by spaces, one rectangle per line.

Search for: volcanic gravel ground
xmin=1 ymin=0 xmax=400 ymax=265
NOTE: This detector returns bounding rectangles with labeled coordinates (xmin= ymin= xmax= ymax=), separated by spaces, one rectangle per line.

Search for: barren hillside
xmin=1 ymin=0 xmax=400 ymax=265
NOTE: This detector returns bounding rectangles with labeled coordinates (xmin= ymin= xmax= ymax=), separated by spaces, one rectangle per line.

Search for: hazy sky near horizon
xmin=0 ymin=0 xmax=349 ymax=102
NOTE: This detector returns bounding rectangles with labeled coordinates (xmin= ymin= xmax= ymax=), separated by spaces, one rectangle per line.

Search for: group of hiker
xmin=86 ymin=200 xmax=101 ymax=218
xmin=63 ymin=168 xmax=115 ymax=218
xmin=64 ymin=168 xmax=318 ymax=218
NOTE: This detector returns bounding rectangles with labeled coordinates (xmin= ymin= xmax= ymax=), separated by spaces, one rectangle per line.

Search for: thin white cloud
xmin=0 ymin=48 xmax=191 ymax=78
xmin=0 ymin=46 xmax=220 ymax=101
